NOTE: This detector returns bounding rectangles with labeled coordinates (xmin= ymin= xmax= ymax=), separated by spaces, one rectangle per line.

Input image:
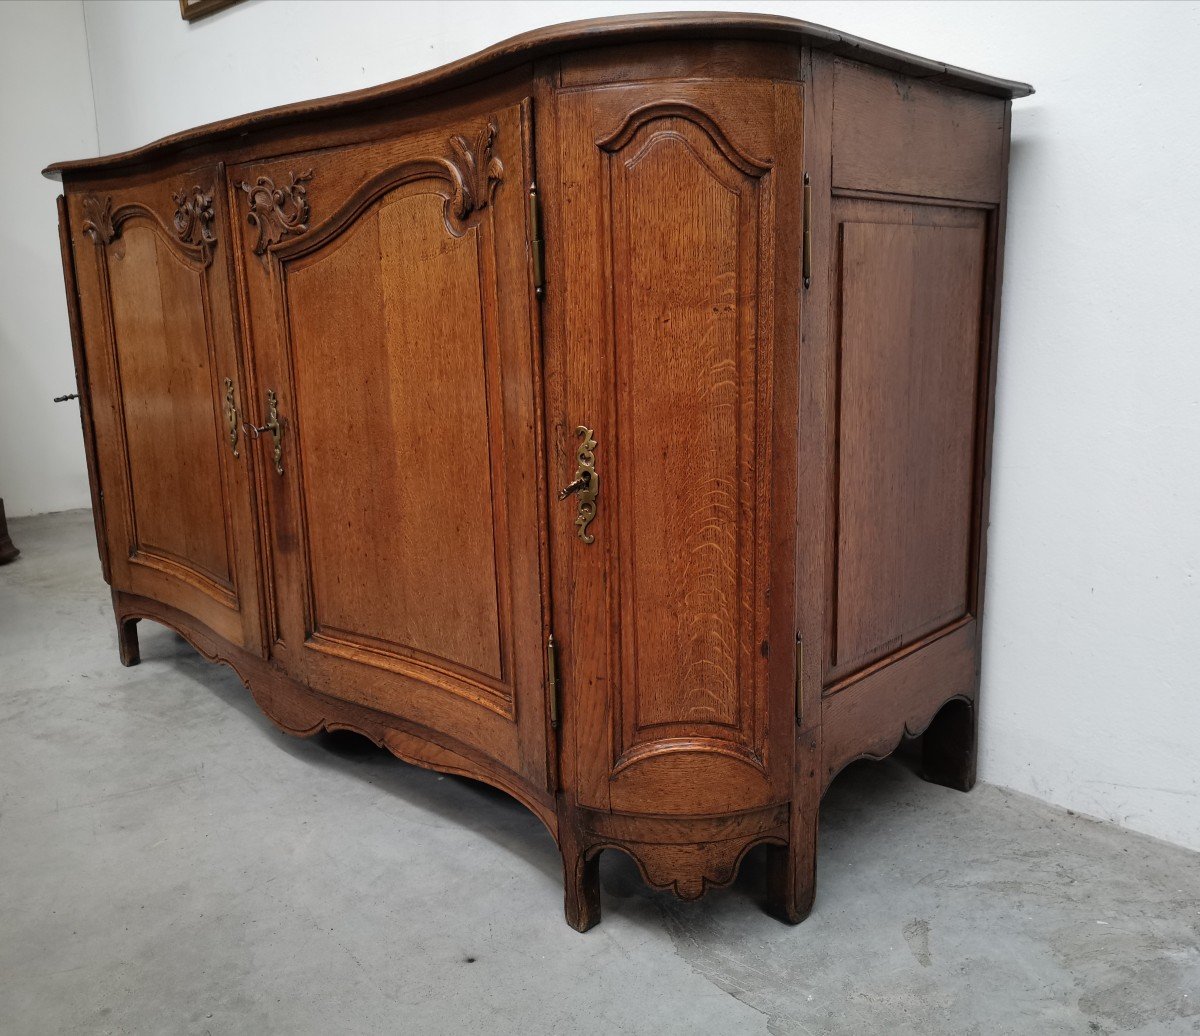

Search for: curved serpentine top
xmin=43 ymin=11 xmax=1033 ymax=180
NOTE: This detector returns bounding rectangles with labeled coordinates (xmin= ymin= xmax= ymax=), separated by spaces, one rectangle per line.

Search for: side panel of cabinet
xmin=818 ymin=58 xmax=1007 ymax=702
xmin=232 ymin=97 xmax=552 ymax=789
xmin=67 ymin=169 xmax=262 ymax=652
xmin=549 ymin=80 xmax=801 ymax=815
xmin=810 ymin=52 xmax=1009 ymax=782
xmin=830 ymin=201 xmax=987 ymax=681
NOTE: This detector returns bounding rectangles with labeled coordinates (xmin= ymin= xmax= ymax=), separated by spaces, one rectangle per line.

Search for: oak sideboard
xmin=46 ymin=13 xmax=1031 ymax=930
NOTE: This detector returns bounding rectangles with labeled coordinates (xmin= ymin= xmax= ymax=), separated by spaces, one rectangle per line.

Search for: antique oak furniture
xmin=46 ymin=13 xmax=1030 ymax=930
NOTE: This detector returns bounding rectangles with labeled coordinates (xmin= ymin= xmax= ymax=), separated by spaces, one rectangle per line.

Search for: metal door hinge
xmin=547 ymin=633 xmax=559 ymax=729
xmin=802 ymin=172 xmax=812 ymax=290
xmin=795 ymin=634 xmax=805 ymax=725
xmin=529 ymin=182 xmax=545 ymax=300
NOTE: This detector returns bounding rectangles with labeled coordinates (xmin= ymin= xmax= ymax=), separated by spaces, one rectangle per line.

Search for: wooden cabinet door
xmin=233 ymin=101 xmax=552 ymax=788
xmin=548 ymin=82 xmax=803 ymax=815
xmin=68 ymin=167 xmax=263 ymax=652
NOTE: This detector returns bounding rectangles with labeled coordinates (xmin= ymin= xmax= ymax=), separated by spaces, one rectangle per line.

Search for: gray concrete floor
xmin=1 ymin=510 xmax=1197 ymax=1035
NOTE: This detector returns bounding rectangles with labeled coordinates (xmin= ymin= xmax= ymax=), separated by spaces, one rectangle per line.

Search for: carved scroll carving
xmin=443 ymin=120 xmax=503 ymax=233
xmin=172 ymin=185 xmax=217 ymax=258
xmin=81 ymin=188 xmax=216 ymax=267
xmin=240 ymin=170 xmax=313 ymax=255
xmin=238 ymin=121 xmax=502 ymax=252
xmin=82 ymin=195 xmax=115 ymax=245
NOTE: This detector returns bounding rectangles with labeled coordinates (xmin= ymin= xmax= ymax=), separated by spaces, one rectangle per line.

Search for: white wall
xmin=0 ymin=1 xmax=98 ymax=517
xmin=17 ymin=0 xmax=1200 ymax=852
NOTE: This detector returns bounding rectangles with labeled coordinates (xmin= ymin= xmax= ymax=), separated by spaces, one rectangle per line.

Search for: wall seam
xmin=80 ymin=0 xmax=102 ymax=154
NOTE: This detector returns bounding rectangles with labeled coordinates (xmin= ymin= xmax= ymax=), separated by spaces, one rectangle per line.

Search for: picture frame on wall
xmin=179 ymin=0 xmax=244 ymax=21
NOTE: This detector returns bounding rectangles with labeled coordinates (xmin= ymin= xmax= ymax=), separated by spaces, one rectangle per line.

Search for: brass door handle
xmin=223 ymin=377 xmax=240 ymax=457
xmin=242 ymin=389 xmax=283 ymax=475
xmin=560 ymin=426 xmax=598 ymax=543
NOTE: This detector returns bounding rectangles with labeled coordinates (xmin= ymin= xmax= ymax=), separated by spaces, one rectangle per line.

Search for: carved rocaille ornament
xmin=240 ymin=170 xmax=313 ymax=255
xmin=81 ymin=186 xmax=216 ymax=262
xmin=234 ymin=123 xmax=502 ymax=252
xmin=172 ymin=185 xmax=217 ymax=256
xmin=444 ymin=120 xmax=503 ymax=233
xmin=82 ymin=195 xmax=115 ymax=245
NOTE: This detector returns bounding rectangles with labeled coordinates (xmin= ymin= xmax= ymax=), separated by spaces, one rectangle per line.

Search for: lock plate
xmin=565 ymin=426 xmax=598 ymax=544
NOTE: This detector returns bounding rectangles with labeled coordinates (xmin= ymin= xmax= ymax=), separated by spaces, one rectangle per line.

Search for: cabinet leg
xmin=921 ymin=696 xmax=977 ymax=792
xmin=765 ymin=808 xmax=818 ymax=925
xmin=767 ymin=728 xmax=821 ymax=924
xmin=116 ymin=614 xmax=141 ymax=668
xmin=560 ymin=824 xmax=601 ymax=932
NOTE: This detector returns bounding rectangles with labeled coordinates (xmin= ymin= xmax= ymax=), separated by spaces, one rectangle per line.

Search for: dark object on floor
xmin=0 ymin=499 xmax=18 ymax=564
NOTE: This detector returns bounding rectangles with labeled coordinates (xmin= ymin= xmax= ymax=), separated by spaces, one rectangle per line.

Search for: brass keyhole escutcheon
xmin=242 ymin=389 xmax=284 ymax=475
xmin=560 ymin=426 xmax=599 ymax=543
xmin=223 ymin=377 xmax=240 ymax=458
